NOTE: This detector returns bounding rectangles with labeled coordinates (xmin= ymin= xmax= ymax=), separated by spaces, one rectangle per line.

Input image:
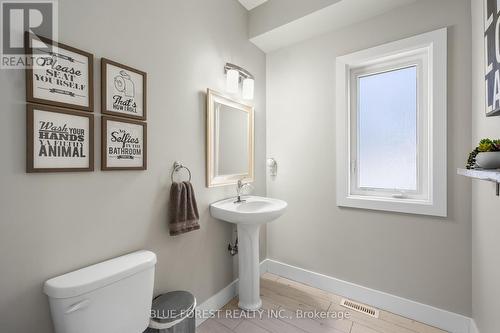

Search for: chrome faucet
xmin=235 ymin=179 xmax=252 ymax=203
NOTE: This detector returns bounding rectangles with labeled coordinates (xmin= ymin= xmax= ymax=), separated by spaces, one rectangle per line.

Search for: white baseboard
xmin=266 ymin=259 xmax=472 ymax=333
xmin=195 ymin=279 xmax=238 ymax=327
xmin=196 ymin=258 xmax=473 ymax=333
xmin=195 ymin=260 xmax=268 ymax=327
xmin=469 ymin=319 xmax=479 ymax=333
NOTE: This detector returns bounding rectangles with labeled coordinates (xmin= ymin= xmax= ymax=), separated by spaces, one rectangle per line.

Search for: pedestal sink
xmin=210 ymin=196 xmax=287 ymax=311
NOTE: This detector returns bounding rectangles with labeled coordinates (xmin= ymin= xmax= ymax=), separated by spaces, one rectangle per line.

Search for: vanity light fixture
xmin=242 ymin=78 xmax=254 ymax=100
xmin=226 ymin=68 xmax=239 ymax=94
xmin=224 ymin=63 xmax=254 ymax=100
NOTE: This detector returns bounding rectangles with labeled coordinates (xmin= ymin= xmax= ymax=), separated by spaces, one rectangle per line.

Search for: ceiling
xmin=249 ymin=0 xmax=417 ymax=53
xmin=238 ymin=0 xmax=268 ymax=10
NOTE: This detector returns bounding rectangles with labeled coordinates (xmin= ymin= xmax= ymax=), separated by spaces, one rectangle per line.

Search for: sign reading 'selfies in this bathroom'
xmin=102 ymin=117 xmax=147 ymax=170
xmin=101 ymin=58 xmax=147 ymax=120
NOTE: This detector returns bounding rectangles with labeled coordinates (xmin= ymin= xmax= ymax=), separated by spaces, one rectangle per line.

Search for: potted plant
xmin=466 ymin=138 xmax=500 ymax=169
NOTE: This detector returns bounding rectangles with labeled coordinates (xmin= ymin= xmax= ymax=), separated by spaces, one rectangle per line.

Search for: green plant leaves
xmin=466 ymin=138 xmax=500 ymax=168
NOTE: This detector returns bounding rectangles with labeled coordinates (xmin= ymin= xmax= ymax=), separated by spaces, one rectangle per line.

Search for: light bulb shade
xmin=226 ymin=69 xmax=239 ymax=94
xmin=242 ymin=78 xmax=254 ymax=100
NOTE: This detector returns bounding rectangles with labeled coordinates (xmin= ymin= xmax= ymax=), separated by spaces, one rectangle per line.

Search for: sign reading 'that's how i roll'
xmin=101 ymin=58 xmax=147 ymax=121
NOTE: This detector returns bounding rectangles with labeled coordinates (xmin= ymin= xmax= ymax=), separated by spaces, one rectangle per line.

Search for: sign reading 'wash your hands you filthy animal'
xmin=27 ymin=105 xmax=94 ymax=172
xmin=484 ymin=0 xmax=500 ymax=116
xmin=25 ymin=33 xmax=94 ymax=112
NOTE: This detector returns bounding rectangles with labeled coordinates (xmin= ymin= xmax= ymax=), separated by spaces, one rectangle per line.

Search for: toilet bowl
xmin=44 ymin=250 xmax=157 ymax=333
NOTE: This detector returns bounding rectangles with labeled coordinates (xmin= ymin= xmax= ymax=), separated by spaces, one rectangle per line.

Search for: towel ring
xmin=171 ymin=161 xmax=192 ymax=182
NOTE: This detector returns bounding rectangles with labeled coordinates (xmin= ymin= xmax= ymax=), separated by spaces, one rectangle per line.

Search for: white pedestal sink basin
xmin=210 ymin=196 xmax=287 ymax=311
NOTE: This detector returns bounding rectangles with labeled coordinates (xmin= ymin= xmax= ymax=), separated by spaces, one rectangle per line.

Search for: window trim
xmin=335 ymin=28 xmax=447 ymax=217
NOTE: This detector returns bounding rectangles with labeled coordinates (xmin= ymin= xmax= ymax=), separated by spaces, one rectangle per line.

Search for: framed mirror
xmin=206 ymin=89 xmax=254 ymax=187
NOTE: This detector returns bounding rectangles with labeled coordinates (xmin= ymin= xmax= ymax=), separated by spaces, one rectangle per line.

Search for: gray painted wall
xmin=471 ymin=0 xmax=500 ymax=331
xmin=0 ymin=0 xmax=266 ymax=332
xmin=266 ymin=0 xmax=472 ymax=315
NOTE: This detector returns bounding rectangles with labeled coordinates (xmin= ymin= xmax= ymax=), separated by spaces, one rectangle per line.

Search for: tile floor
xmin=197 ymin=273 xmax=448 ymax=333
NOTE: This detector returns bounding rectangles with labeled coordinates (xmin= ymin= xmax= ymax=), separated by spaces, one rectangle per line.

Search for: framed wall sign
xmin=25 ymin=32 xmax=94 ymax=112
xmin=101 ymin=58 xmax=147 ymax=120
xmin=27 ymin=104 xmax=94 ymax=172
xmin=101 ymin=116 xmax=147 ymax=170
xmin=484 ymin=0 xmax=500 ymax=116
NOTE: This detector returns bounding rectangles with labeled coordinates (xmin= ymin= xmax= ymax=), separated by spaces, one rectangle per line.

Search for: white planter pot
xmin=476 ymin=151 xmax=500 ymax=169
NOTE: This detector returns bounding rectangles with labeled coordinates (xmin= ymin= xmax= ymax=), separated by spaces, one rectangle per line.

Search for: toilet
xmin=43 ymin=250 xmax=157 ymax=333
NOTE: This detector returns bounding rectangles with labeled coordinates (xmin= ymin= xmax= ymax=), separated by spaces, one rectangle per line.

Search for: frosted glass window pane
xmin=358 ymin=66 xmax=417 ymax=191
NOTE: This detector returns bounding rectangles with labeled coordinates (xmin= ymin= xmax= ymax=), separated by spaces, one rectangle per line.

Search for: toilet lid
xmin=150 ymin=291 xmax=196 ymax=325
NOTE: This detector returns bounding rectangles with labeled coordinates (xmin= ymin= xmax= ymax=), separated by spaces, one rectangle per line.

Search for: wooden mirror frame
xmin=206 ymin=89 xmax=254 ymax=187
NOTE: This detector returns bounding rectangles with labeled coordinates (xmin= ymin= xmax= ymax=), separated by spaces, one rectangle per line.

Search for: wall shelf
xmin=457 ymin=168 xmax=500 ymax=196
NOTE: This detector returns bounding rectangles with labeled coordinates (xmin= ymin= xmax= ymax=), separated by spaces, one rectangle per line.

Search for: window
xmin=357 ymin=66 xmax=418 ymax=192
xmin=336 ymin=28 xmax=447 ymax=216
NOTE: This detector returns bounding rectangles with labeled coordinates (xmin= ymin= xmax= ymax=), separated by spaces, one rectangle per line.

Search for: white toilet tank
xmin=44 ymin=250 xmax=157 ymax=333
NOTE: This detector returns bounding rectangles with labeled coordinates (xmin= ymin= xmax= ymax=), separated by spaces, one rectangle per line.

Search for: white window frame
xmin=336 ymin=28 xmax=447 ymax=217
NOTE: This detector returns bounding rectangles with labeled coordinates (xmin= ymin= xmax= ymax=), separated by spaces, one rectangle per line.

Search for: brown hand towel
xmin=169 ymin=181 xmax=200 ymax=236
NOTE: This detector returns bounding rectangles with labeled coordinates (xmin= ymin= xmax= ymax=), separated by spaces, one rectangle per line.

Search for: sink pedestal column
xmin=237 ymin=224 xmax=262 ymax=311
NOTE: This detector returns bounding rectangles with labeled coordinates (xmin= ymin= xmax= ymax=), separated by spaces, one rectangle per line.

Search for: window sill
xmin=337 ymin=195 xmax=446 ymax=217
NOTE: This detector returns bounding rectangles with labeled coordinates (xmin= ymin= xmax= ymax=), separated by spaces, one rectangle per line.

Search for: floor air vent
xmin=340 ymin=298 xmax=380 ymax=318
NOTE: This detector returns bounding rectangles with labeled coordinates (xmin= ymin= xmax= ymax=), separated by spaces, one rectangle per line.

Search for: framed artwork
xmin=27 ymin=104 xmax=94 ymax=172
xmin=101 ymin=116 xmax=147 ymax=170
xmin=484 ymin=0 xmax=500 ymax=116
xmin=101 ymin=58 xmax=147 ymax=120
xmin=25 ymin=32 xmax=94 ymax=112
